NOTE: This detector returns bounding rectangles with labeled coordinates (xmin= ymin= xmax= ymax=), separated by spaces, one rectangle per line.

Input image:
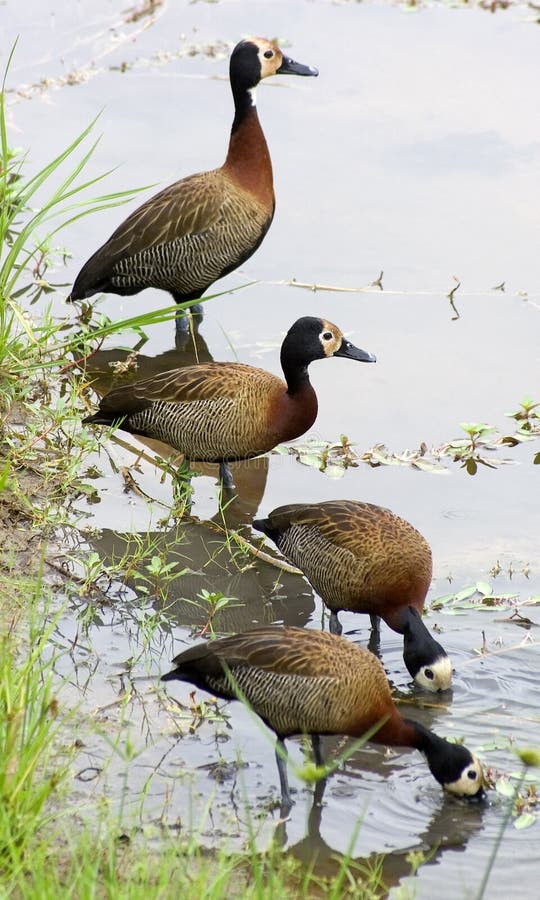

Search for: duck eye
xmin=424 ymin=668 xmax=434 ymax=680
xmin=264 ymin=50 xmax=274 ymax=59
xmin=467 ymin=770 xmax=478 ymax=781
xmin=322 ymin=331 xmax=333 ymax=341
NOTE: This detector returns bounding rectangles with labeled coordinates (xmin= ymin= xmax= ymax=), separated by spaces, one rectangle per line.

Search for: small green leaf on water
xmin=516 ymin=748 xmax=540 ymax=767
xmin=412 ymin=458 xmax=447 ymax=473
xmin=514 ymin=812 xmax=536 ymax=830
xmin=476 ymin=581 xmax=493 ymax=597
xmin=325 ymin=464 xmax=346 ymax=479
xmin=431 ymin=594 xmax=455 ymax=609
xmin=455 ymin=585 xmax=478 ymax=602
xmin=507 ymin=771 xmax=538 ymax=783
xmin=298 ymin=452 xmax=323 ymax=469
xmin=495 ymin=778 xmax=516 ymax=798
xmin=476 ymin=739 xmax=513 ymax=752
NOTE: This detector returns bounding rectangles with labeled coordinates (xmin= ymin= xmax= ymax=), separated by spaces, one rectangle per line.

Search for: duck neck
xmin=402 ymin=606 xmax=446 ymax=678
xmin=223 ymin=86 xmax=274 ymax=206
xmin=375 ymin=710 xmax=421 ymax=750
xmin=402 ymin=719 xmax=467 ymax=786
xmin=280 ymin=353 xmax=312 ymax=397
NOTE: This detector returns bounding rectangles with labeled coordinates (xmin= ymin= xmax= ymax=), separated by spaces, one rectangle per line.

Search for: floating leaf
xmin=495 ymin=778 xmax=516 ymax=798
xmin=411 ymin=458 xmax=447 ymax=473
xmin=476 ymin=739 xmax=513 ymax=752
xmin=454 ymin=585 xmax=478 ymax=602
xmin=431 ymin=593 xmax=455 ymax=609
xmin=297 ymin=452 xmax=323 ymax=469
xmin=324 ymin=464 xmax=346 ymax=479
xmin=272 ymin=445 xmax=290 ymax=456
xmin=514 ymin=813 xmax=536 ymax=830
xmin=476 ymin=581 xmax=493 ymax=597
xmin=507 ymin=771 xmax=540 ymax=782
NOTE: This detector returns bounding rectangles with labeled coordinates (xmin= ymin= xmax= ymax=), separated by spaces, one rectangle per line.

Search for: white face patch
xmin=415 ymin=655 xmax=453 ymax=692
xmin=445 ymin=755 xmax=485 ymax=797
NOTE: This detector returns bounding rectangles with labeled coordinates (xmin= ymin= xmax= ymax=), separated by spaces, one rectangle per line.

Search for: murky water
xmin=5 ymin=0 xmax=540 ymax=896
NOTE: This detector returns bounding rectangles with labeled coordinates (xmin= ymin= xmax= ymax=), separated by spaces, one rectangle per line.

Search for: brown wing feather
xmin=263 ymin=502 xmax=432 ymax=624
xmin=176 ymin=626 xmax=378 ymax=680
xmin=97 ymin=363 xmax=283 ymax=416
xmin=98 ymin=170 xmax=226 ymax=262
xmin=267 ymin=500 xmax=420 ymax=560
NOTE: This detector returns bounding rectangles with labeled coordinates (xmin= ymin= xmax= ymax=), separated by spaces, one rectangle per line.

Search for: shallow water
xmin=5 ymin=0 xmax=540 ymax=896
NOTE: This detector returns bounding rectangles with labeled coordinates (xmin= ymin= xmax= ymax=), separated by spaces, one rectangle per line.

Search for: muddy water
xmin=5 ymin=0 xmax=540 ymax=896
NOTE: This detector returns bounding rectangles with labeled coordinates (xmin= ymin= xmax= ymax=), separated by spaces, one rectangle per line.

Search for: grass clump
xmin=0 ymin=572 xmax=71 ymax=879
xmin=0 ymin=43 xmax=149 ymax=536
xmin=1 ymin=818 xmax=388 ymax=899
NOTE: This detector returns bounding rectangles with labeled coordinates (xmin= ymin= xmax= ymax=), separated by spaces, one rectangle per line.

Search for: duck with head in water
xmin=161 ymin=626 xmax=485 ymax=811
xmin=67 ymin=38 xmax=318 ymax=331
xmin=82 ymin=316 xmax=376 ymax=488
xmin=253 ymin=499 xmax=453 ymax=692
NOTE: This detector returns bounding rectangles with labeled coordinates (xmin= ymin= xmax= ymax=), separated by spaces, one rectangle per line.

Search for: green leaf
xmin=514 ymin=813 xmax=536 ymax=830
xmin=298 ymin=452 xmax=323 ymax=469
xmin=454 ymin=585 xmax=477 ymax=602
xmin=476 ymin=581 xmax=493 ymax=597
xmin=324 ymin=464 xmax=346 ymax=479
xmin=495 ymin=778 xmax=516 ymax=798
xmin=412 ymin=458 xmax=447 ymax=473
xmin=430 ymin=594 xmax=455 ymax=608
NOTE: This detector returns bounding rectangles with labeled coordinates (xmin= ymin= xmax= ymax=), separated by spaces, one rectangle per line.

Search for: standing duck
xmin=161 ymin=626 xmax=485 ymax=810
xmin=253 ymin=500 xmax=452 ymax=692
xmin=67 ymin=38 xmax=318 ymax=329
xmin=82 ymin=316 xmax=376 ymax=488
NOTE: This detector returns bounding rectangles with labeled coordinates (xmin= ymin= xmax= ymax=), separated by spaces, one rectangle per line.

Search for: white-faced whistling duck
xmin=82 ymin=316 xmax=376 ymax=488
xmin=67 ymin=38 xmax=318 ymax=331
xmin=161 ymin=626 xmax=485 ymax=811
xmin=253 ymin=500 xmax=453 ymax=692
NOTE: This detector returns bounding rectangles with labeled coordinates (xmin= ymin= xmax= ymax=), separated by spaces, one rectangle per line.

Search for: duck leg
xmin=219 ymin=460 xmax=235 ymax=490
xmin=173 ymin=293 xmax=204 ymax=334
xmin=311 ymin=734 xmax=324 ymax=768
xmin=275 ymin=737 xmax=293 ymax=812
xmin=367 ymin=614 xmax=382 ymax=659
xmin=329 ymin=611 xmax=342 ymax=636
